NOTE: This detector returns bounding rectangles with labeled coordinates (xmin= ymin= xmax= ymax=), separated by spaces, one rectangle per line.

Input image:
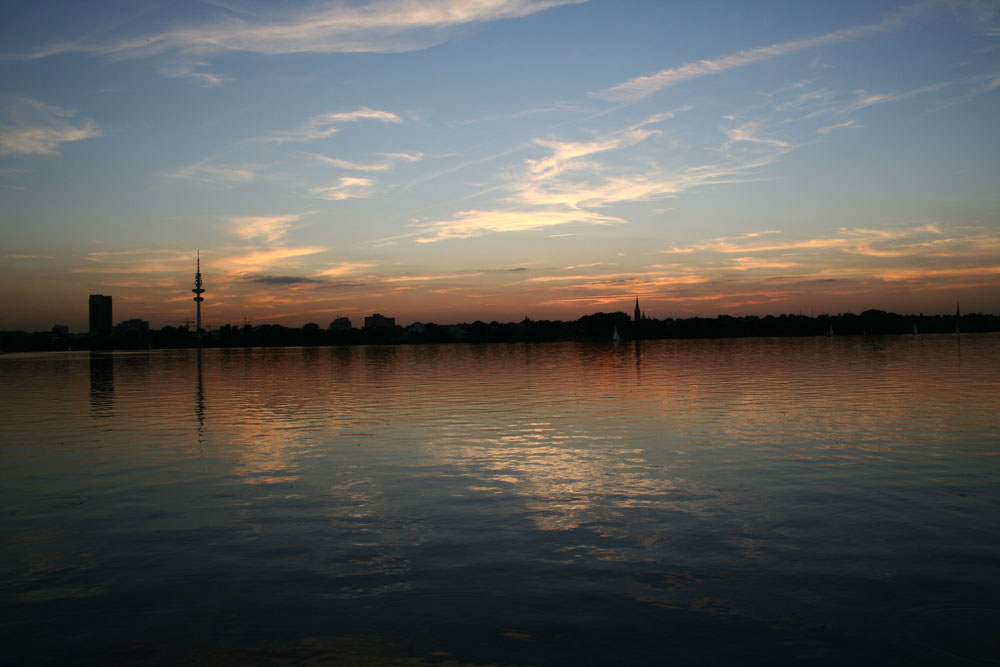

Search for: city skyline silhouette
xmin=2 ymin=3 xmax=998 ymax=333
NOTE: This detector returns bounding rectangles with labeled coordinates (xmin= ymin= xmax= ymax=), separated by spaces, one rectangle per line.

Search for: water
xmin=1 ymin=336 xmax=998 ymax=665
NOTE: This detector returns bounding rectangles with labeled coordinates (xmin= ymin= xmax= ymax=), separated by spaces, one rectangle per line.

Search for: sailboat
xmin=612 ymin=326 xmax=621 ymax=343
xmin=913 ymin=323 xmax=919 ymax=335
xmin=826 ymin=325 xmax=834 ymax=338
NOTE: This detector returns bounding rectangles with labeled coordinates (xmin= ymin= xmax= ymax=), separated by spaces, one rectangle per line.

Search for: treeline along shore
xmin=2 ymin=309 xmax=997 ymax=353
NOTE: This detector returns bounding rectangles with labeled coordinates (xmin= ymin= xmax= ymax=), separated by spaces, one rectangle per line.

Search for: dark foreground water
xmin=2 ymin=335 xmax=998 ymax=665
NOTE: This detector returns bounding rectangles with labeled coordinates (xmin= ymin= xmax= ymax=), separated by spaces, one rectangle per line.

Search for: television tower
xmin=192 ymin=251 xmax=205 ymax=332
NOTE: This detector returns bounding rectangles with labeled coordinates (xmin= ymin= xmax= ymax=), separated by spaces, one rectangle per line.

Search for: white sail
xmin=612 ymin=326 xmax=621 ymax=343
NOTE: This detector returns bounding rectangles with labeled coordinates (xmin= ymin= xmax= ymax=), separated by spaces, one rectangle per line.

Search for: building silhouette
xmin=114 ymin=319 xmax=150 ymax=336
xmin=89 ymin=294 xmax=113 ymax=334
xmin=330 ymin=316 xmax=352 ymax=330
xmin=364 ymin=313 xmax=395 ymax=329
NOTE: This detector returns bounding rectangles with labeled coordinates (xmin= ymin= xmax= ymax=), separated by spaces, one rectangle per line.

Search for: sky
xmin=1 ymin=0 xmax=998 ymax=331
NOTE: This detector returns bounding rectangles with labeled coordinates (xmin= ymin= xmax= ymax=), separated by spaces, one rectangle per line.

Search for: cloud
xmin=662 ymin=231 xmax=780 ymax=253
xmin=781 ymin=75 xmax=993 ymax=122
xmin=413 ymin=208 xmax=625 ymax=242
xmin=160 ymin=60 xmax=230 ymax=87
xmin=817 ymin=120 xmax=859 ymax=135
xmin=310 ymin=177 xmax=375 ymax=200
xmin=665 ymin=225 xmax=954 ymax=257
xmin=874 ymin=265 xmax=1000 ymax=281
xmin=228 ymin=213 xmax=307 ymax=243
xmin=270 ymin=108 xmax=402 ymax=143
xmin=307 ymin=151 xmax=422 ymax=172
xmin=249 ymin=275 xmax=325 ymax=286
xmin=512 ymin=117 xmax=791 ymax=212
xmin=0 ymin=96 xmax=100 ymax=156
xmin=526 ymin=113 xmax=671 ymax=180
xmin=32 ymin=1 xmax=584 ymax=59
xmin=412 ymin=110 xmax=793 ymax=243
xmin=592 ymin=2 xmax=933 ymax=102
xmin=315 ymin=262 xmax=378 ymax=278
xmin=926 ymin=72 xmax=1000 ymax=112
xmin=724 ymin=122 xmax=790 ymax=148
xmin=728 ymin=257 xmax=805 ymax=271
xmin=215 ymin=246 xmax=327 ymax=274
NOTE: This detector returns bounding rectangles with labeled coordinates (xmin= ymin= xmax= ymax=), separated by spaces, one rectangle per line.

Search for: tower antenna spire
xmin=192 ymin=250 xmax=205 ymax=333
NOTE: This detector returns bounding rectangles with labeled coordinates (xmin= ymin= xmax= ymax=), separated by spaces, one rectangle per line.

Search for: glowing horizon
xmin=2 ymin=1 xmax=998 ymax=331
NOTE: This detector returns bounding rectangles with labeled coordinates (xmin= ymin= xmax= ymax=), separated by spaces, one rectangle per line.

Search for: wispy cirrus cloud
xmin=763 ymin=70 xmax=999 ymax=124
xmin=0 ymin=96 xmax=100 ymax=156
xmin=6 ymin=1 xmax=583 ymax=66
xmin=723 ymin=122 xmax=790 ymax=148
xmin=228 ymin=213 xmax=309 ymax=243
xmin=215 ymin=246 xmax=327 ymax=274
xmin=413 ymin=208 xmax=625 ymax=242
xmin=269 ymin=108 xmax=401 ymax=143
xmin=526 ymin=112 xmax=672 ymax=180
xmin=307 ymin=151 xmax=422 ymax=172
xmin=315 ymin=262 xmax=378 ymax=279
xmin=663 ymin=225 xmax=951 ymax=257
xmin=925 ymin=72 xmax=1000 ymax=112
xmin=817 ymin=120 xmax=859 ymax=136
xmin=728 ymin=257 xmax=805 ymax=271
xmin=592 ymin=1 xmax=935 ymax=102
xmin=514 ymin=116 xmax=791 ymax=211
xmin=160 ymin=60 xmax=230 ymax=87
xmin=413 ymin=110 xmax=795 ymax=242
xmin=310 ymin=176 xmax=375 ymax=200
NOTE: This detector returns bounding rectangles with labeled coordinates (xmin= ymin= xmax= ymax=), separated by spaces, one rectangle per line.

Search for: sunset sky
xmin=2 ymin=0 xmax=998 ymax=330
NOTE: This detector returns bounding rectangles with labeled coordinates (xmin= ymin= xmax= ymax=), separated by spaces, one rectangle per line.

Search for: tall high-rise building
xmin=192 ymin=252 xmax=205 ymax=332
xmin=89 ymin=294 xmax=112 ymax=334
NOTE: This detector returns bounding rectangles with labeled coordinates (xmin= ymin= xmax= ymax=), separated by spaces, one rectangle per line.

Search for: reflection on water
xmin=195 ymin=348 xmax=204 ymax=437
xmin=1 ymin=336 xmax=999 ymax=665
xmin=88 ymin=352 xmax=114 ymax=418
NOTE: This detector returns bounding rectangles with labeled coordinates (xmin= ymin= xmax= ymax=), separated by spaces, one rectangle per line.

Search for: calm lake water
xmin=2 ymin=335 xmax=998 ymax=665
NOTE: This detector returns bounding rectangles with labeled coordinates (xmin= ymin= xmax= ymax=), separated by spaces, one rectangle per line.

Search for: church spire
xmin=634 ymin=297 xmax=641 ymax=322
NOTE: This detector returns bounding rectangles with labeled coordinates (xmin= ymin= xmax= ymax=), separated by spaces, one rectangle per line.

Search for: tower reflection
xmin=196 ymin=349 xmax=205 ymax=440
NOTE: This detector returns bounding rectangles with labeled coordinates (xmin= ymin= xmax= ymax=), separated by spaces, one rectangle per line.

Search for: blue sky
xmin=1 ymin=0 xmax=998 ymax=330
